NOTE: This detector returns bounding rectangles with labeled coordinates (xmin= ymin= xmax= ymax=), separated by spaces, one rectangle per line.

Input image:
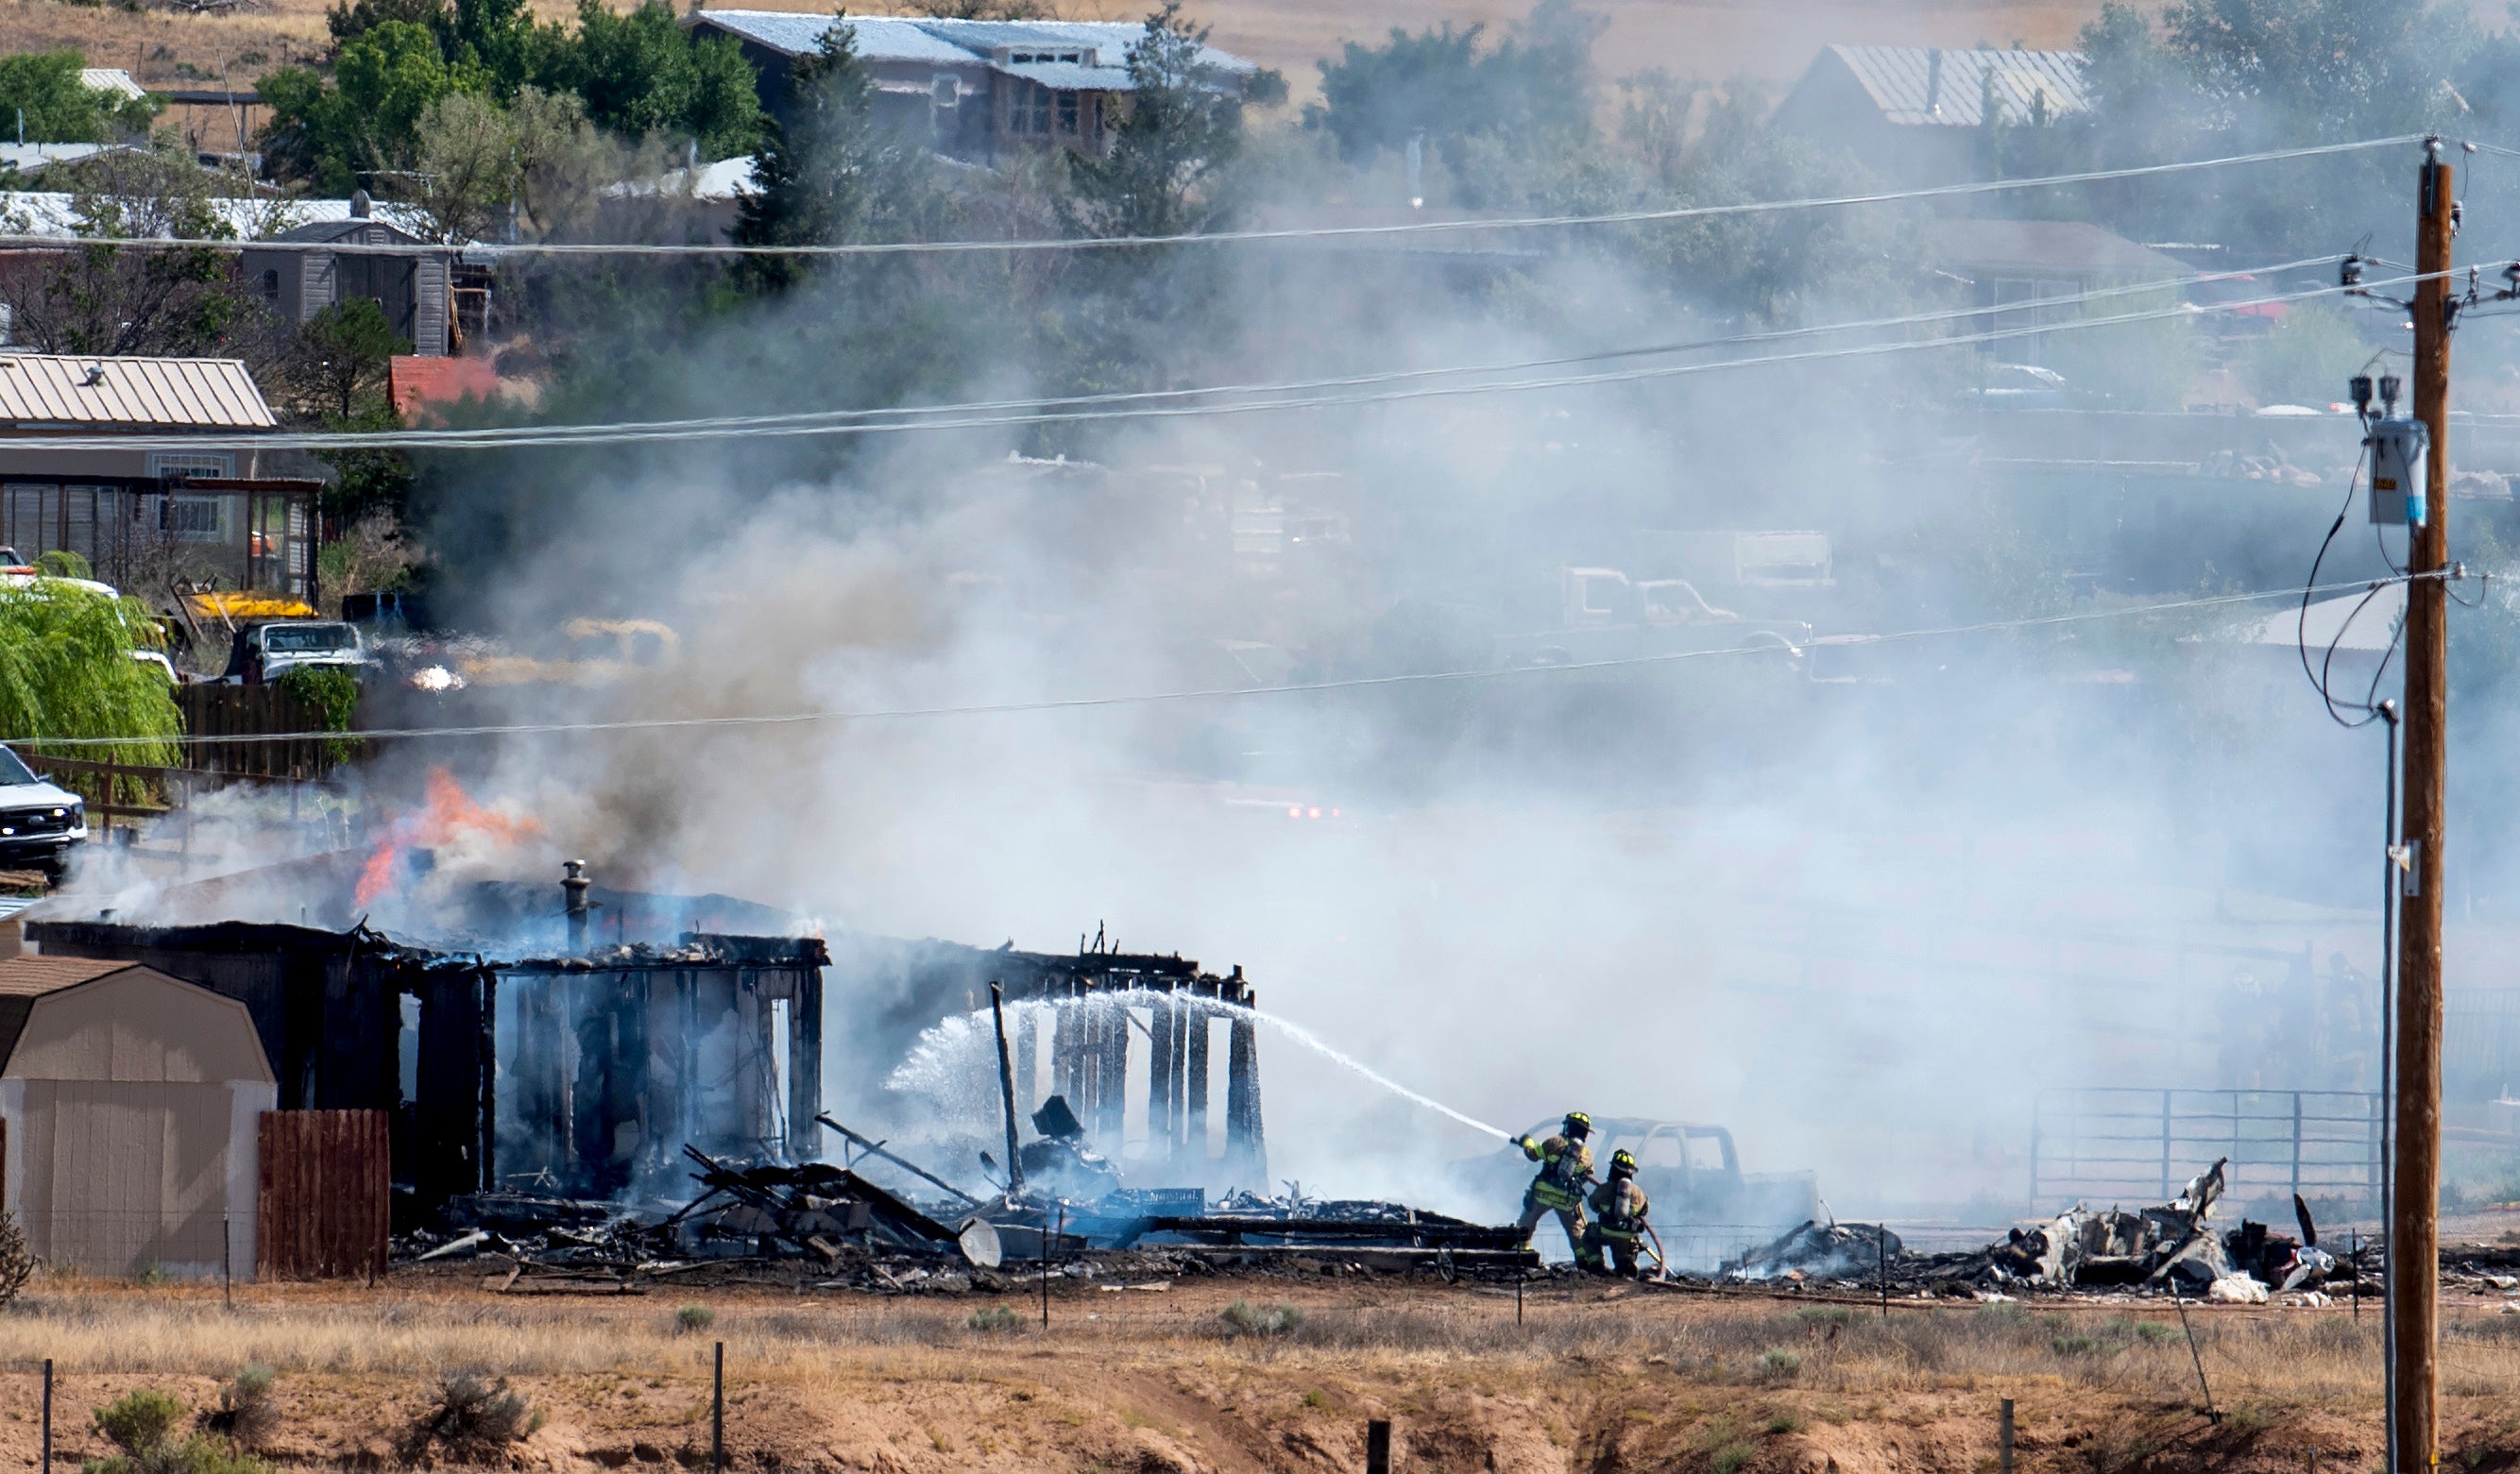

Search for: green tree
xmin=0 ymin=50 xmax=161 ymax=144
xmin=732 ymin=23 xmax=933 ymax=288
xmin=1066 ymin=3 xmax=1255 ymax=240
xmin=0 ymin=580 xmax=180 ymax=771
xmin=289 ymin=297 xmax=408 ymax=421
xmin=1304 ymin=0 xmax=1599 ymax=195
xmin=2236 ymin=300 xmax=2372 ymax=406
xmin=283 ymin=299 xmax=414 ymax=519
xmin=260 ymin=21 xmax=474 ymax=194
xmin=550 ymin=0 xmax=762 ymax=158
xmin=0 ymin=147 xmax=276 ymax=359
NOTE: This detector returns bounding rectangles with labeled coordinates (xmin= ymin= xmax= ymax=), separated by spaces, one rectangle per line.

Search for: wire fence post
xmin=1366 ymin=1418 xmax=1391 ymax=1474
xmin=1878 ymin=1227 xmax=1889 ymax=1319
xmin=710 ymin=1341 xmax=724 ymax=1473
xmin=41 ymin=1357 xmax=52 ymax=1474
xmin=223 ymin=1216 xmax=233 ymax=1310
xmin=1999 ymin=1398 xmax=2014 ymax=1474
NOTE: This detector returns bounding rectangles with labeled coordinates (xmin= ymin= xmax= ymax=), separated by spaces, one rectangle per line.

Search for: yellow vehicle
xmin=455 ymin=618 xmax=680 ymax=688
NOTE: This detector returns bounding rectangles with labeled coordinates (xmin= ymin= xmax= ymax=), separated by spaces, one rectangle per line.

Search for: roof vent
xmin=79 ymin=364 xmax=103 ymax=387
xmin=349 ymin=188 xmax=371 ymax=219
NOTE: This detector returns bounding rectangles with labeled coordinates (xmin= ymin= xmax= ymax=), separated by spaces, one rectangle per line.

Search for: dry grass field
xmin=2 ymin=1270 xmax=2518 ymax=1472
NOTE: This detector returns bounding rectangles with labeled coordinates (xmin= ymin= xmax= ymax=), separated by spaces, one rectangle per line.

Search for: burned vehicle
xmin=1456 ymin=1115 xmax=1817 ymax=1231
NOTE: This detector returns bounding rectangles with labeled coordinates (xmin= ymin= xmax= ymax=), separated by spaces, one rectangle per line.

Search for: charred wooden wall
xmin=496 ymin=936 xmax=827 ymax=1199
xmin=31 ymin=921 xmax=501 ymax=1214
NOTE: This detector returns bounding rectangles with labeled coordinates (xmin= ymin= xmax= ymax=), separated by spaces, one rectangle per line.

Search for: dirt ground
xmin=3 ymin=1267 xmax=2518 ymax=1473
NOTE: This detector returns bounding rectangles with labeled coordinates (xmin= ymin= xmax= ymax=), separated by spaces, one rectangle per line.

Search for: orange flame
xmin=354 ymin=767 xmax=546 ymax=908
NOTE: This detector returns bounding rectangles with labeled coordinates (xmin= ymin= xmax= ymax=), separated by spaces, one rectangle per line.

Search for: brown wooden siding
xmin=257 ymin=1110 xmax=388 ymax=1279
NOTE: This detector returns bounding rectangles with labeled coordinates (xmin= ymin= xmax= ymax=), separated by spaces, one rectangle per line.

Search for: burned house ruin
xmin=820 ymin=928 xmax=1269 ymax=1191
xmin=30 ymin=867 xmax=1269 ymax=1221
xmin=27 ymin=913 xmax=826 ymax=1213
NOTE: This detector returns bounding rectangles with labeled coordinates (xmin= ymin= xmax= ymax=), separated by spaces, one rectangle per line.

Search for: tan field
xmin=3 ymin=1268 xmax=2519 ymax=1471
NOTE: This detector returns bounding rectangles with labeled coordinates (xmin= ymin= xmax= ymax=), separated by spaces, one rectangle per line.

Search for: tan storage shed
xmin=0 ymin=958 xmax=276 ymax=1279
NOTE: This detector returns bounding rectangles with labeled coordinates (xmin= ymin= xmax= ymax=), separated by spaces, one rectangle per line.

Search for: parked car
xmin=221 ymin=620 xmax=367 ymax=685
xmin=1969 ymin=363 xmax=2076 ymax=408
xmin=0 ymin=743 xmax=87 ymax=880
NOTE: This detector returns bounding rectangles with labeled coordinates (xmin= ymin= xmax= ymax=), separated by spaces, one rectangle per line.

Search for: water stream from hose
xmin=885 ymin=987 xmax=1513 ymax=1141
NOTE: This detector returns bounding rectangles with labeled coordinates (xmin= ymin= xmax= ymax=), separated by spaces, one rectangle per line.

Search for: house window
xmin=162 ymin=495 xmax=229 ymax=543
xmin=1057 ymin=90 xmax=1079 ymax=134
xmin=148 ymin=452 xmax=234 ymax=482
xmin=1030 ymin=82 xmax=1052 ymax=135
xmin=260 ymin=268 xmax=281 ymax=301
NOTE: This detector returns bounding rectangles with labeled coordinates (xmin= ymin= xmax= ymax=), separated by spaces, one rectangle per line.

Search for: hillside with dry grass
xmin=3 ymin=1270 xmax=2519 ymax=1473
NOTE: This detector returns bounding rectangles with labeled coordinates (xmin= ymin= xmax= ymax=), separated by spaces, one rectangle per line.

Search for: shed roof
xmin=266 ymin=216 xmax=434 ymax=246
xmin=0 ymin=143 xmax=140 ymax=178
xmin=0 ymin=355 xmax=275 ymax=430
xmin=1922 ymin=218 xmax=2190 ymax=280
xmin=80 ymin=68 xmax=147 ymax=100
xmin=0 ymin=957 xmax=141 ymax=1076
xmin=1818 ymin=45 xmax=2088 ymax=127
xmin=0 ymin=960 xmax=274 ymax=1083
xmin=0 ymin=191 xmax=374 ymax=242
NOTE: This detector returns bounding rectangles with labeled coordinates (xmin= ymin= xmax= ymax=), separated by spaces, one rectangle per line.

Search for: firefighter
xmin=1514 ymin=1111 xmax=1597 ymax=1266
xmin=1584 ymin=1148 xmax=1652 ymax=1277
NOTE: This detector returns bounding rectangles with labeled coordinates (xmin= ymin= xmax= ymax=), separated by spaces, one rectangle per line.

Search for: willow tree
xmin=0 ymin=580 xmax=181 ymax=770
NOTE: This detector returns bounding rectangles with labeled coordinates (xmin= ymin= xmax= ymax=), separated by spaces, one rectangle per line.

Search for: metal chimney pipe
xmin=562 ymin=858 xmax=590 ymax=953
xmin=1927 ymin=49 xmax=1944 ymax=118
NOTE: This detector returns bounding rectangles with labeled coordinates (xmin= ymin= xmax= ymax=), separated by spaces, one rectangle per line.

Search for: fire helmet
xmin=1563 ymin=1110 xmax=1592 ymax=1138
xmin=1609 ymin=1149 xmax=1639 ymax=1177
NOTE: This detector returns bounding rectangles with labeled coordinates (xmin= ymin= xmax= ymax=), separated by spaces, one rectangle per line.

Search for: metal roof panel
xmin=1828 ymin=44 xmax=2086 ymax=127
xmin=0 ymin=356 xmax=274 ymax=429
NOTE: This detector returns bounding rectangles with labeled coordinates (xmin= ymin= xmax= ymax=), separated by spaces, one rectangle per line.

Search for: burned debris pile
xmin=1721 ymin=1220 xmax=1900 ymax=1280
xmin=1711 ymin=1159 xmax=2373 ymax=1302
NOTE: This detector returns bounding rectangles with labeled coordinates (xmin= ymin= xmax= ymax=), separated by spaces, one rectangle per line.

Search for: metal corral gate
xmin=2030 ymin=1088 xmax=2381 ymax=1213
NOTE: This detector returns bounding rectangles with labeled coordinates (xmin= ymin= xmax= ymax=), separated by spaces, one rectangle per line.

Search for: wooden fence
xmin=258 ymin=1110 xmax=390 ymax=1280
xmin=21 ymin=753 xmax=348 ymax=843
xmin=177 ymin=684 xmax=365 ymax=780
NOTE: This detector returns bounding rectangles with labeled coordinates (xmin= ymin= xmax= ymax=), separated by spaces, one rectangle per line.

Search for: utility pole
xmin=2392 ymin=134 xmax=2454 ymax=1474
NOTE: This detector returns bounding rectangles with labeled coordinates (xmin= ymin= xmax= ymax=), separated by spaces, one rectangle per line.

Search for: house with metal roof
xmin=686 ymin=10 xmax=1258 ymax=161
xmin=0 ymin=354 xmax=318 ymax=599
xmin=1773 ymin=45 xmax=2089 ymax=187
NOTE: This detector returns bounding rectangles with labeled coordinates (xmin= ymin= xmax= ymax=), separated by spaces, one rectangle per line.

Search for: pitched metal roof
xmin=690 ymin=12 xmax=986 ymax=64
xmin=0 ymin=191 xmax=386 ymax=241
xmin=689 ymin=10 xmax=1251 ymax=80
xmin=1825 ymin=45 xmax=2087 ymax=127
xmin=0 ymin=355 xmax=276 ymax=430
xmin=79 ymin=68 xmax=147 ymax=100
xmin=0 ymin=143 xmax=140 ymax=178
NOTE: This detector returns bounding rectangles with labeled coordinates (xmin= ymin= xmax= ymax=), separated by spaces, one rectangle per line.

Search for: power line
xmin=16 ymin=572 xmax=2449 ymax=749
xmin=1 ymin=268 xmax=2421 ymax=454
xmin=0 ymin=136 xmax=2427 ymax=259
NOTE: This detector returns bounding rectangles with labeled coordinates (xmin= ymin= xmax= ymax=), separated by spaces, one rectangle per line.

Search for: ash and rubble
xmin=1706 ymin=1159 xmax=2386 ymax=1303
xmin=397 ymin=1104 xmax=1541 ymax=1291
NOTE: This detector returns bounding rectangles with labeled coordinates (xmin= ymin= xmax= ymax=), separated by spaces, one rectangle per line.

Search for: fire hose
xmin=1643 ymin=1224 xmax=1668 ymax=1279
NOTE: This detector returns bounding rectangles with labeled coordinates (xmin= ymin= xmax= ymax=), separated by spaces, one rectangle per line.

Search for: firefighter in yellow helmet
xmin=1584 ymin=1148 xmax=1652 ymax=1277
xmin=1514 ymin=1111 xmax=1598 ymax=1267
